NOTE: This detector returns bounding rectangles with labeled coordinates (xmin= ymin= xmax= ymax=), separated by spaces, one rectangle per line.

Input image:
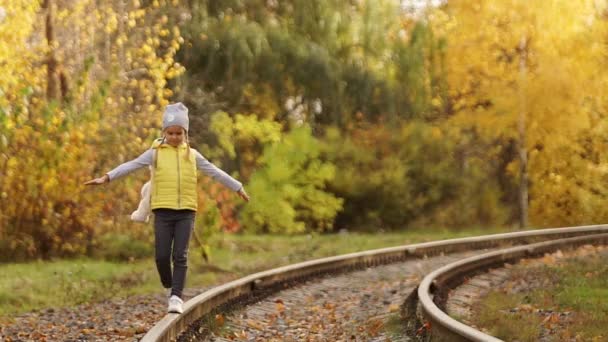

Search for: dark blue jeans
xmin=153 ymin=208 xmax=195 ymax=299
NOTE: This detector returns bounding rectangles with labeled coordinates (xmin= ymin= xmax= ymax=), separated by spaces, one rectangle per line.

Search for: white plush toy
xmin=131 ymin=180 xmax=152 ymax=223
xmin=131 ymin=142 xmax=160 ymax=223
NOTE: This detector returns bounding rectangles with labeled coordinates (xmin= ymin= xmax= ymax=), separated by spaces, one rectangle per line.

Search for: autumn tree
xmin=433 ymin=0 xmax=608 ymax=227
xmin=0 ymin=0 xmax=185 ymax=260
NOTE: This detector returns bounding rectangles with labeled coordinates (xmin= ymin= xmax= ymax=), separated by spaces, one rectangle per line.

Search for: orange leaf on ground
xmin=215 ymin=314 xmax=225 ymax=327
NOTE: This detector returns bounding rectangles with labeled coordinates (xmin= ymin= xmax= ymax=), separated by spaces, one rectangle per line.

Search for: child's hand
xmin=84 ymin=175 xmax=109 ymax=185
xmin=237 ymin=188 xmax=250 ymax=202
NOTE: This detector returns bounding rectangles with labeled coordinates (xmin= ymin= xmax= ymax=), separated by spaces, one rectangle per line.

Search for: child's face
xmin=164 ymin=126 xmax=186 ymax=147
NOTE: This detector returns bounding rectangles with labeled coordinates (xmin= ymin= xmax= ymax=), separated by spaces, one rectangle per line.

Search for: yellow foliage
xmin=0 ymin=0 xmax=184 ymax=260
xmin=433 ymin=0 xmax=608 ymax=226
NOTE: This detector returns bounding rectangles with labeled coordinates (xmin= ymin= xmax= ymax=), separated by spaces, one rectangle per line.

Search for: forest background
xmin=2 ymin=0 xmax=608 ymax=261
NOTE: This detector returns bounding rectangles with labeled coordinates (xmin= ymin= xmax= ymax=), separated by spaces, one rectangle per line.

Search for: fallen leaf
xmin=366 ymin=319 xmax=384 ymax=336
xmin=246 ymin=319 xmax=263 ymax=330
xmin=215 ymin=314 xmax=225 ymax=327
xmin=416 ymin=321 xmax=431 ymax=335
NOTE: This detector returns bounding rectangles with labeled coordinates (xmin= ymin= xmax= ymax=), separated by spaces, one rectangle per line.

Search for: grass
xmin=383 ymin=312 xmax=406 ymax=337
xmin=202 ymin=228 xmax=509 ymax=274
xmin=0 ymin=260 xmax=159 ymax=317
xmin=473 ymin=292 xmax=542 ymax=341
xmin=472 ymin=249 xmax=608 ymax=341
xmin=0 ymin=227 xmax=510 ymax=320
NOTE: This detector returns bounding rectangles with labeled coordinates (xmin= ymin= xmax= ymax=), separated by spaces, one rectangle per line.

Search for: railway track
xmin=141 ymin=225 xmax=608 ymax=342
xmin=417 ymin=232 xmax=608 ymax=341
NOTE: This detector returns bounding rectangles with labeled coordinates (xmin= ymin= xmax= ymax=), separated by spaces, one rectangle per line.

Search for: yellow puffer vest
xmin=151 ymin=141 xmax=198 ymax=211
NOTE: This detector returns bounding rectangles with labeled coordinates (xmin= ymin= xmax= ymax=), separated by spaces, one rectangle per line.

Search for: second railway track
xmin=142 ymin=225 xmax=608 ymax=342
xmin=417 ymin=232 xmax=608 ymax=341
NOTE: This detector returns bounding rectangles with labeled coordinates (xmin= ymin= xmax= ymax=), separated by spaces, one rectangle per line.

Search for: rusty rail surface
xmin=141 ymin=225 xmax=608 ymax=341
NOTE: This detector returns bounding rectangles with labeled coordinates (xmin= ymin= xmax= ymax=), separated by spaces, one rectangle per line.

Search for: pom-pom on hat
xmin=162 ymin=102 xmax=189 ymax=132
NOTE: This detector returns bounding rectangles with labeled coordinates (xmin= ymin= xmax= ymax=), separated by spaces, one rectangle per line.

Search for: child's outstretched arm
xmin=237 ymin=187 xmax=250 ymax=202
xmin=84 ymin=174 xmax=109 ymax=185
xmin=84 ymin=149 xmax=154 ymax=186
xmin=194 ymin=150 xmax=250 ymax=202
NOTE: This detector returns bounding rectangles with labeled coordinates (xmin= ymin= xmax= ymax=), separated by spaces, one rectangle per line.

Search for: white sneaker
xmin=168 ymin=295 xmax=184 ymax=314
xmin=164 ymin=287 xmax=171 ymax=298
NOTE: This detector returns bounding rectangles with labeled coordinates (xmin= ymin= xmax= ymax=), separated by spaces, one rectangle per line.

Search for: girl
xmin=85 ymin=102 xmax=249 ymax=314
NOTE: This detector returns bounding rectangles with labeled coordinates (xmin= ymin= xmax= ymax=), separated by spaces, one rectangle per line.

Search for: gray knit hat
xmin=162 ymin=102 xmax=189 ymax=131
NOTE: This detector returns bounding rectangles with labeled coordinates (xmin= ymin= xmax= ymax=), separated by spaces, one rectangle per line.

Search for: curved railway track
xmin=142 ymin=225 xmax=608 ymax=342
xmin=418 ymin=232 xmax=608 ymax=341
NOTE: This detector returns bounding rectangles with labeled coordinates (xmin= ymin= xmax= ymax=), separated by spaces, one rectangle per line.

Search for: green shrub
xmin=240 ymin=126 xmax=343 ymax=233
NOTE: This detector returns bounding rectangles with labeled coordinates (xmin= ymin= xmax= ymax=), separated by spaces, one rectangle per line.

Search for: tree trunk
xmin=518 ymin=36 xmax=529 ymax=228
xmin=43 ymin=0 xmax=60 ymax=101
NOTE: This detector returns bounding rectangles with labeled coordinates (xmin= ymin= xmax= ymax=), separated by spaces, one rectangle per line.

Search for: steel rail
xmin=141 ymin=224 xmax=608 ymax=342
xmin=417 ymin=232 xmax=608 ymax=341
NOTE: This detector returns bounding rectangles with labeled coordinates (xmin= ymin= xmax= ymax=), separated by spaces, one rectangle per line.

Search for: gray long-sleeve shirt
xmin=106 ymin=148 xmax=242 ymax=192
